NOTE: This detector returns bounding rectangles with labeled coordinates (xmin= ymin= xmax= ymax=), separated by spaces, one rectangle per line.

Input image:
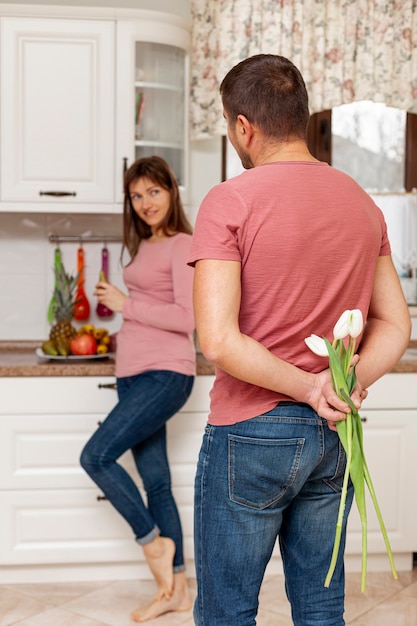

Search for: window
xmin=307 ymin=105 xmax=417 ymax=192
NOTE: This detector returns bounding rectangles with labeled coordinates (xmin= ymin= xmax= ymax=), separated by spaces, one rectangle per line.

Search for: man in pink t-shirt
xmin=189 ymin=54 xmax=411 ymax=626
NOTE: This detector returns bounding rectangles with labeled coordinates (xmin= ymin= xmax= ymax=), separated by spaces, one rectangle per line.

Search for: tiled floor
xmin=1 ymin=568 xmax=416 ymax=625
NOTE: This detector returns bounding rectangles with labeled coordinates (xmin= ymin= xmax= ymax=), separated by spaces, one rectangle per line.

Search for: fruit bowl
xmin=36 ymin=348 xmax=113 ymax=361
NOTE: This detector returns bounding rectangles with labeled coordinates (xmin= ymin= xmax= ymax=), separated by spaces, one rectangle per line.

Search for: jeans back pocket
xmin=228 ymin=434 xmax=305 ymax=510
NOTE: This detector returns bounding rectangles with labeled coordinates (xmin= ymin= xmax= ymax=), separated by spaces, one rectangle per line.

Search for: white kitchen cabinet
xmin=2 ymin=372 xmax=414 ymax=583
xmin=115 ymin=18 xmax=190 ymax=204
xmin=0 ymin=17 xmax=115 ymax=210
xmin=0 ymin=8 xmax=190 ymax=214
xmin=0 ymin=375 xmax=212 ymax=582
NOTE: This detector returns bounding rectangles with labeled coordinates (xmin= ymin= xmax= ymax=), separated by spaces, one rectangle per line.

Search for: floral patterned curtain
xmin=190 ymin=0 xmax=417 ymax=138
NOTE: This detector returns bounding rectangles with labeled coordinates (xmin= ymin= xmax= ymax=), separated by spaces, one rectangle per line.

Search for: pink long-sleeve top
xmin=115 ymin=233 xmax=196 ymax=378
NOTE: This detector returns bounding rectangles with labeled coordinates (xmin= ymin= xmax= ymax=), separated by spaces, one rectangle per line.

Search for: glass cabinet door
xmin=116 ymin=17 xmax=190 ymax=206
xmin=134 ymin=43 xmax=185 ymax=187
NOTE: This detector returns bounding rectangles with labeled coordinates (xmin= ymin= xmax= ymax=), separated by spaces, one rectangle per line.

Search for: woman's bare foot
xmin=142 ymin=536 xmax=176 ymax=599
xmin=131 ymin=572 xmax=191 ymax=623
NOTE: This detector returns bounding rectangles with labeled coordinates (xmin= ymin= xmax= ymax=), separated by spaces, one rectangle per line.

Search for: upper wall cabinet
xmin=0 ymin=17 xmax=115 ymax=211
xmin=115 ymin=18 xmax=190 ymax=204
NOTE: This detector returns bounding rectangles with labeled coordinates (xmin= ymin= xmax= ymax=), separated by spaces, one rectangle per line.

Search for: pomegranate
xmin=70 ymin=333 xmax=97 ymax=356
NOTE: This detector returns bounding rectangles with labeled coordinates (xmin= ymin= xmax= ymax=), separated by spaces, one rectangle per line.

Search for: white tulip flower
xmin=333 ymin=309 xmax=351 ymax=340
xmin=347 ymin=309 xmax=363 ymax=338
xmin=304 ymin=334 xmax=329 ymax=357
xmin=333 ymin=309 xmax=364 ymax=340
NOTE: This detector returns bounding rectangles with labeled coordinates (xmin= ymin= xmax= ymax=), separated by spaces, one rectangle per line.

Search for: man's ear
xmin=236 ymin=114 xmax=254 ymax=145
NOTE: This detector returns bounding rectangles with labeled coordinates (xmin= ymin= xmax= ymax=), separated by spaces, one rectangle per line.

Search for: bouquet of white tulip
xmin=305 ymin=309 xmax=397 ymax=592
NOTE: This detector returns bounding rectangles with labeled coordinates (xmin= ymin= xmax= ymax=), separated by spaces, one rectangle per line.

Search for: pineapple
xmin=49 ymin=262 xmax=78 ymax=345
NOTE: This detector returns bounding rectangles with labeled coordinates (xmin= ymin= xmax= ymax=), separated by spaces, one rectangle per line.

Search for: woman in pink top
xmin=80 ymin=157 xmax=195 ymax=623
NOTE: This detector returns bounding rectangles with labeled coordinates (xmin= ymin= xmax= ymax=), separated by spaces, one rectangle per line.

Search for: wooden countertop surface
xmin=0 ymin=341 xmax=416 ymax=377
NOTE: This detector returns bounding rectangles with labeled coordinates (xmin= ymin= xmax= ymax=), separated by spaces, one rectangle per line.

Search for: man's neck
xmin=253 ymin=138 xmax=318 ymax=166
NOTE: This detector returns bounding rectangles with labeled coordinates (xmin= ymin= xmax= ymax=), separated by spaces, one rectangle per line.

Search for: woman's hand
xmin=94 ymin=281 xmax=127 ymax=313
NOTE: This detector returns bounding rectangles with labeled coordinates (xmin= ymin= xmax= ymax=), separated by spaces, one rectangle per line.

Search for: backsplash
xmin=0 ymin=213 xmax=125 ymax=340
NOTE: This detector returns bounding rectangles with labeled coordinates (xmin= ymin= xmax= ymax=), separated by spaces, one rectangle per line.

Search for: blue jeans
xmin=193 ymin=402 xmax=353 ymax=626
xmin=80 ymin=370 xmax=194 ymax=572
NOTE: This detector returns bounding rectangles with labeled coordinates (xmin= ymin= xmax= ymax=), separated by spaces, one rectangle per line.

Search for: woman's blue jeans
xmin=193 ymin=402 xmax=354 ymax=626
xmin=80 ymin=370 xmax=194 ymax=571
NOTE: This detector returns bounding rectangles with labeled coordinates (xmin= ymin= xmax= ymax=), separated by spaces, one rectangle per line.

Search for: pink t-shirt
xmin=188 ymin=161 xmax=391 ymax=425
xmin=116 ymin=233 xmax=196 ymax=378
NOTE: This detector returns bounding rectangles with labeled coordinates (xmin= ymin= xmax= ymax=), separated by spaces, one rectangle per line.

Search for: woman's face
xmin=129 ymin=176 xmax=171 ymax=234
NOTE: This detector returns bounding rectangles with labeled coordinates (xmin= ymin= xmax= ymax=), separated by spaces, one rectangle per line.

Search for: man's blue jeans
xmin=80 ymin=370 xmax=194 ymax=571
xmin=193 ymin=402 xmax=353 ymax=625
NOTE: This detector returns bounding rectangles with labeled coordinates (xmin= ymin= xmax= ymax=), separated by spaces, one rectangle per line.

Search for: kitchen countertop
xmin=1 ymin=340 xmax=417 ymax=377
xmin=0 ymin=341 xmax=215 ymax=377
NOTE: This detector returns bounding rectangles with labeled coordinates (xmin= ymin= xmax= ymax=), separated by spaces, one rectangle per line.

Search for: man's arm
xmin=356 ymin=255 xmax=411 ymax=389
xmin=193 ymin=259 xmax=353 ymax=423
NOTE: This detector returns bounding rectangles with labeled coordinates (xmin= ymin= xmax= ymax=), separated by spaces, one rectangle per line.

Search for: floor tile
xmin=11 ymin=607 xmax=111 ymax=626
xmin=0 ymin=587 xmax=53 ymax=626
xmin=258 ymin=575 xmax=292 ymax=617
xmin=3 ymin=581 xmax=110 ymax=607
xmin=61 ymin=579 xmax=195 ymax=626
xmin=257 ymin=608 xmax=293 ymax=625
xmin=344 ymin=570 xmax=412 ymax=622
xmin=347 ymin=585 xmax=417 ymax=625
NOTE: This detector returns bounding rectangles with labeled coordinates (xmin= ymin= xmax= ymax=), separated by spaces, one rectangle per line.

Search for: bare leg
xmin=142 ymin=536 xmax=176 ymax=600
xmin=131 ymin=571 xmax=192 ymax=623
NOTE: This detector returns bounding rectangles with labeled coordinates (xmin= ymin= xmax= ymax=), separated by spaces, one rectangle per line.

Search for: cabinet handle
xmin=361 ymin=416 xmax=368 ymax=423
xmin=97 ymin=494 xmax=108 ymax=501
xmin=123 ymin=157 xmax=128 ymax=173
xmin=98 ymin=382 xmax=117 ymax=390
xmin=39 ymin=191 xmax=77 ymax=197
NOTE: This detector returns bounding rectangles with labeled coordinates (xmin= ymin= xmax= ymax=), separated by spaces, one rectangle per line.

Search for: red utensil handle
xmin=77 ymin=247 xmax=85 ymax=286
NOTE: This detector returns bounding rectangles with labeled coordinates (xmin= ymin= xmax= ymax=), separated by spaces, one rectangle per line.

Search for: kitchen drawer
xmin=0 ymin=489 xmax=141 ymax=565
xmin=0 ymin=377 xmax=118 ymax=414
xmin=363 ymin=373 xmax=417 ymax=409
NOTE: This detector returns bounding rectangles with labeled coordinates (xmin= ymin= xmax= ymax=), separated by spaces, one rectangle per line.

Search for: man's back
xmin=190 ymin=159 xmax=390 ymax=424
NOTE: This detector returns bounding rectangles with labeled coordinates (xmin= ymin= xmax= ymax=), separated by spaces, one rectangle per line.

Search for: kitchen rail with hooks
xmin=48 ymin=234 xmax=122 ymax=244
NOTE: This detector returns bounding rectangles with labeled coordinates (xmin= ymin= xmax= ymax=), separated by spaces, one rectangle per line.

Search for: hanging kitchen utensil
xmin=47 ymin=246 xmax=62 ymax=324
xmin=96 ymin=244 xmax=113 ymax=318
xmin=73 ymin=245 xmax=90 ymax=321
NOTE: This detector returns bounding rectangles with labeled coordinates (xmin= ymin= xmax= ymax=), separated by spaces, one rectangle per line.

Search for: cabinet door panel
xmin=345 ymin=410 xmax=417 ymax=554
xmin=0 ymin=17 xmax=115 ymax=203
xmin=0 ymin=377 xmax=118 ymax=414
xmin=0 ymin=414 xmax=104 ymax=489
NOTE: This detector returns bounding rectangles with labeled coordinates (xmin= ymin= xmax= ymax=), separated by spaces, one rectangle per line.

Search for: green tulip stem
xmin=316 ymin=327 xmax=396 ymax=592
xmin=324 ymin=412 xmax=352 ymax=588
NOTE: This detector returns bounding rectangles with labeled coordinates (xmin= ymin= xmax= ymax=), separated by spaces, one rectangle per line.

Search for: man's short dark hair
xmin=220 ymin=54 xmax=310 ymax=141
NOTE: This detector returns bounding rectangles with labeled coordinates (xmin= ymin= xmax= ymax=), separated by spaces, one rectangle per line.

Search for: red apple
xmin=70 ymin=333 xmax=97 ymax=356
